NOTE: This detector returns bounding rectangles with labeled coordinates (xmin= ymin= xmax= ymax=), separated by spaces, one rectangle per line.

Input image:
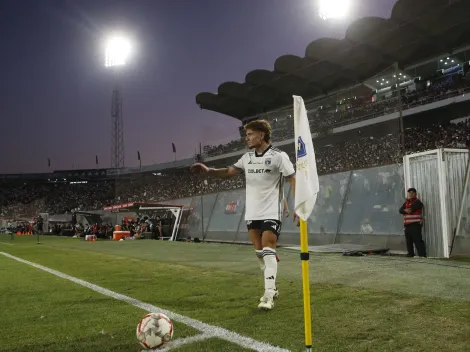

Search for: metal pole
xmin=201 ymin=190 xmax=204 ymax=241
xmin=204 ymin=191 xmax=219 ymax=242
xmin=36 ymin=222 xmax=41 ymax=245
xmin=111 ymin=68 xmax=125 ymax=169
xmin=394 ymin=62 xmax=405 ymax=157
xmin=333 ymin=170 xmax=354 ymax=243
xmin=199 ymin=143 xmax=205 ymax=241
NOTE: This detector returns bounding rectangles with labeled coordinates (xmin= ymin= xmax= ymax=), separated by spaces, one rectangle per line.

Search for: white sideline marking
xmin=0 ymin=242 xmax=14 ymax=246
xmin=157 ymin=333 xmax=212 ymax=352
xmin=0 ymin=252 xmax=291 ymax=352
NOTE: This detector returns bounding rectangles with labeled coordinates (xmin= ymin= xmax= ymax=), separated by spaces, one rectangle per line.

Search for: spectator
xmin=0 ymin=118 xmax=469 ymax=218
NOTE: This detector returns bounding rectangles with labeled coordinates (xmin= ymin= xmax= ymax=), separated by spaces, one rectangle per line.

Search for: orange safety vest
xmin=404 ymin=198 xmax=423 ymax=225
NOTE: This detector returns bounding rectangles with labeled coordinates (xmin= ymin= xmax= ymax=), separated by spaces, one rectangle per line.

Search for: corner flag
xmin=293 ymin=95 xmax=319 ymax=352
xmin=293 ymin=95 xmax=319 ymax=220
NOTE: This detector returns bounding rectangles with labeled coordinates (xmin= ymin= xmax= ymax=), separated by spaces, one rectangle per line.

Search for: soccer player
xmin=191 ymin=119 xmax=296 ymax=310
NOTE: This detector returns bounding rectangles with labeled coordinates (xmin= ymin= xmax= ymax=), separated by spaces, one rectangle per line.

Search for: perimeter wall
xmin=115 ymin=163 xmax=470 ymax=254
xmin=172 ymin=164 xmax=413 ymax=250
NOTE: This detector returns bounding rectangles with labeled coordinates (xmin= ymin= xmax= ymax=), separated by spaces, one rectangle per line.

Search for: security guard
xmin=399 ymin=188 xmax=426 ymax=257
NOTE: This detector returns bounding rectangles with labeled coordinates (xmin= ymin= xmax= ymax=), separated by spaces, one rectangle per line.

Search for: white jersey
xmin=233 ymin=145 xmax=295 ymax=221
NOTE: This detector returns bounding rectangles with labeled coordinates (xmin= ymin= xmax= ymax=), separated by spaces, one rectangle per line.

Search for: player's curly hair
xmin=244 ymin=119 xmax=272 ymax=143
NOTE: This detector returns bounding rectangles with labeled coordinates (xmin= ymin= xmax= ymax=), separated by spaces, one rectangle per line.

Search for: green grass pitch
xmin=1 ymin=234 xmax=470 ymax=351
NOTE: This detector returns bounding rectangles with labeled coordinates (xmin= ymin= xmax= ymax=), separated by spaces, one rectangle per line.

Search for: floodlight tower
xmin=105 ymin=36 xmax=131 ymax=169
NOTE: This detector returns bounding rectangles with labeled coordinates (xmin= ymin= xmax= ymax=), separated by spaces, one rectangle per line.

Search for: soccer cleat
xmin=258 ymin=295 xmax=275 ymax=310
xmin=260 ymin=288 xmax=279 ymax=301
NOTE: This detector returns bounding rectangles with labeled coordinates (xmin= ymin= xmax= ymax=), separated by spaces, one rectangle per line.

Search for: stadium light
xmin=318 ymin=0 xmax=352 ymax=21
xmin=105 ymin=36 xmax=131 ymax=68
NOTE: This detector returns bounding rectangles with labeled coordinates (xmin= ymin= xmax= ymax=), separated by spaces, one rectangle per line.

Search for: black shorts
xmin=246 ymin=219 xmax=282 ymax=238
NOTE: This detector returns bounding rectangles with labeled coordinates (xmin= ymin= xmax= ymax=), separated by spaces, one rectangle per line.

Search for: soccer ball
xmin=136 ymin=312 xmax=174 ymax=350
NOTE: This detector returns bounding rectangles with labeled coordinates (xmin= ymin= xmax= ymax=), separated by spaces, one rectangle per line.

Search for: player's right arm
xmin=191 ymin=155 xmax=245 ymax=179
xmin=190 ymin=164 xmax=241 ymax=178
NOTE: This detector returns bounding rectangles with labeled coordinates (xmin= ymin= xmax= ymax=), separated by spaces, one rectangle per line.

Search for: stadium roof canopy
xmin=195 ymin=0 xmax=470 ymax=120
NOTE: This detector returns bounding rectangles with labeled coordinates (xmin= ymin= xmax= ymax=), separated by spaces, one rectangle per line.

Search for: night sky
xmin=0 ymin=0 xmax=396 ymax=174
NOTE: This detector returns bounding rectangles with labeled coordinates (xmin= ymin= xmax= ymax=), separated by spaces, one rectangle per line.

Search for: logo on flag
xmin=297 ymin=137 xmax=307 ymax=159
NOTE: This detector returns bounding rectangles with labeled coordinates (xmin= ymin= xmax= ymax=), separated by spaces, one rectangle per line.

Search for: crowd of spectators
xmin=0 ymin=184 xmax=49 ymax=220
xmin=204 ymin=72 xmax=470 ymax=156
xmin=43 ymin=183 xmax=114 ymax=215
xmin=0 ymin=182 xmax=114 ymax=218
xmin=1 ymin=119 xmax=469 ymax=219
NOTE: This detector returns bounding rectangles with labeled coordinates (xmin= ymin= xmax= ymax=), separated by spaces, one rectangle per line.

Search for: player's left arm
xmin=278 ymin=152 xmax=299 ymax=224
xmin=278 ymin=152 xmax=296 ymax=193
xmin=286 ymin=174 xmax=296 ymax=195
xmin=286 ymin=177 xmax=299 ymax=225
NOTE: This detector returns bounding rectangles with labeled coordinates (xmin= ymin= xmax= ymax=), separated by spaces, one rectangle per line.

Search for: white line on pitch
xmin=0 ymin=242 xmax=14 ymax=245
xmin=0 ymin=252 xmax=291 ymax=352
xmin=156 ymin=333 xmax=214 ymax=352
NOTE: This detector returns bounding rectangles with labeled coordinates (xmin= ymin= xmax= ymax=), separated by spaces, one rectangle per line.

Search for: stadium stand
xmin=1 ymin=119 xmax=469 ymax=219
xmin=203 ymin=73 xmax=470 ymax=157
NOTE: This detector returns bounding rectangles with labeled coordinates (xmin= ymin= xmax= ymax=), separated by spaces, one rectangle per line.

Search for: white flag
xmin=293 ymin=95 xmax=320 ymax=221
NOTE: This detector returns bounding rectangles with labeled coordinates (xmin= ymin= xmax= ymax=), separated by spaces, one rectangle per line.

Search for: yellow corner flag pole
xmin=293 ymin=94 xmax=318 ymax=352
xmin=300 ymin=219 xmax=312 ymax=352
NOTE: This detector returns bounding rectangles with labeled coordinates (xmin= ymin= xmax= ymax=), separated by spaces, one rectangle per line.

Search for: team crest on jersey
xmin=264 ymin=158 xmax=271 ymax=166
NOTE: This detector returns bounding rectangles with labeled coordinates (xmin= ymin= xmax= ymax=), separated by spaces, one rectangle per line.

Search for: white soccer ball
xmin=136 ymin=312 xmax=174 ymax=350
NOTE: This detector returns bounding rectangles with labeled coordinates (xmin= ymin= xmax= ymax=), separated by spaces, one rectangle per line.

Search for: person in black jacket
xmin=399 ymin=188 xmax=427 ymax=257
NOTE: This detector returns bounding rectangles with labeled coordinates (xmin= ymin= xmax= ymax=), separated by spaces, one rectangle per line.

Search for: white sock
xmin=263 ymin=247 xmax=277 ymax=297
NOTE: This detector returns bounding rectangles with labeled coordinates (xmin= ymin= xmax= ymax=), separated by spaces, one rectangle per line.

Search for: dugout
xmin=103 ymin=202 xmax=186 ymax=241
xmin=44 ymin=212 xmax=106 ymax=236
xmin=1 ymin=217 xmax=33 ymax=234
